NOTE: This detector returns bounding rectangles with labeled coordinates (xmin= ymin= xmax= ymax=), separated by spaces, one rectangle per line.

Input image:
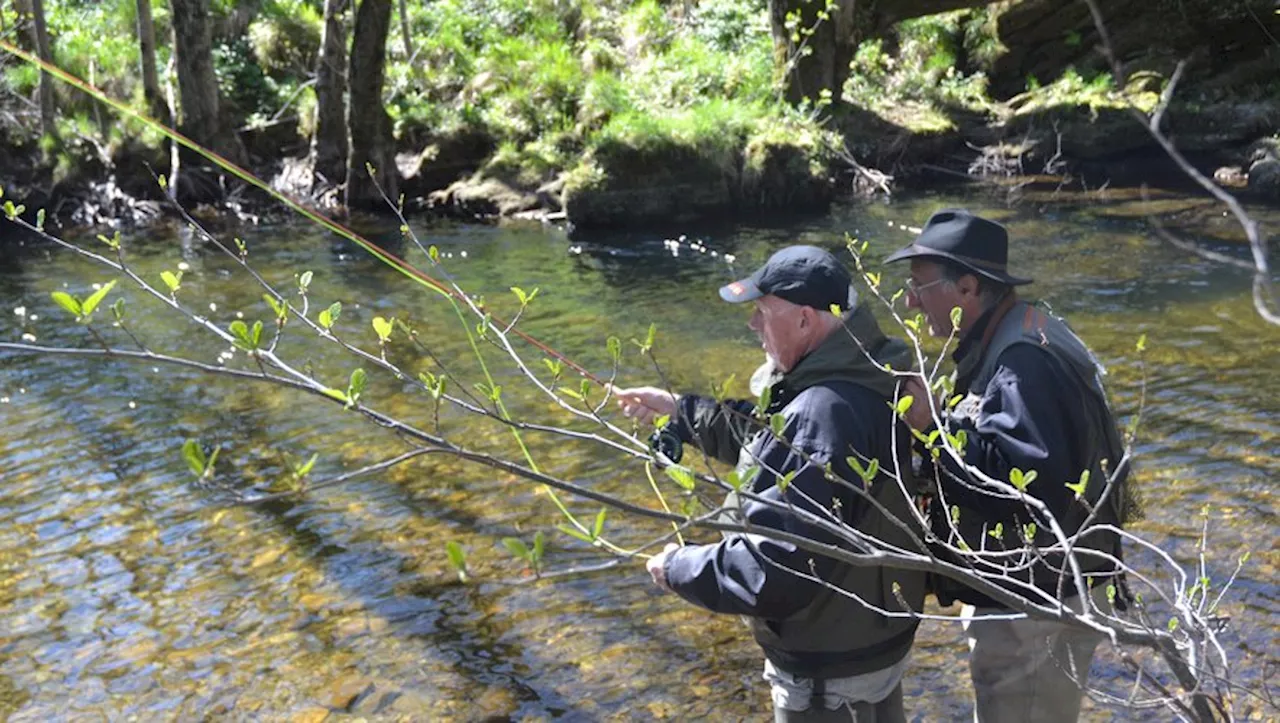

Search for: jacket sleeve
xmin=939 ymin=344 xmax=1079 ymax=521
xmin=663 ymin=392 xmax=871 ymax=619
xmin=672 ymin=394 xmax=759 ymax=466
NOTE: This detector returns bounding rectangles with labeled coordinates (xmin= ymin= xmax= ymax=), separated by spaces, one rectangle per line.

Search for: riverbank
xmin=1 ymin=1 xmax=1276 ymax=233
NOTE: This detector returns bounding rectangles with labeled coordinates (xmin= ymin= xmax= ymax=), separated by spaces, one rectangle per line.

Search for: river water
xmin=1 ymin=188 xmax=1276 ymax=721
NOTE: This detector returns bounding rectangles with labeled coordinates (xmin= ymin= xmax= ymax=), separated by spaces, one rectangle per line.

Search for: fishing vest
xmin=948 ymin=301 xmax=1127 ymax=585
xmin=727 ymin=370 xmax=928 ymax=679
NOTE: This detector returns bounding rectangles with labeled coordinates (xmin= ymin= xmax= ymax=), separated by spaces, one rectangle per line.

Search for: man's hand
xmin=901 ymin=375 xmax=937 ymax=432
xmin=646 ymin=543 xmax=680 ymax=591
xmin=609 ymin=385 xmax=678 ymax=425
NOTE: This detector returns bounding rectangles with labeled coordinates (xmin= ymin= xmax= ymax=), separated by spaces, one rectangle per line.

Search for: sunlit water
xmin=1 ymin=187 xmax=1276 ymax=721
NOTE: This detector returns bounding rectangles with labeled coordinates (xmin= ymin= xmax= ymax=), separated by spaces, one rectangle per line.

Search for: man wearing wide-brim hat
xmin=885 ymin=208 xmax=1134 ymax=722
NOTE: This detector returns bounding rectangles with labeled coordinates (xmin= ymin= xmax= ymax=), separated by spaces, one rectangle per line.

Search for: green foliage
xmin=501 ymin=530 xmax=545 ymax=576
xmin=844 ymin=11 xmax=994 ymax=132
xmin=445 ymin=541 xmax=468 ymax=582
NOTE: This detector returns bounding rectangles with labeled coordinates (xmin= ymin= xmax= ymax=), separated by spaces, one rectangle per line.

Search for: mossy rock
xmin=563 ymin=126 xmax=832 ymax=229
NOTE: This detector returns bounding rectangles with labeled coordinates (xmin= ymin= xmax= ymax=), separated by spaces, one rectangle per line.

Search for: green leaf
xmin=298 ymin=271 xmax=313 ymax=291
xmin=428 ymin=245 xmax=439 ymax=262
xmin=864 ymin=457 xmax=880 ymax=481
xmin=947 ymin=394 xmax=964 ymax=409
xmin=229 ymin=320 xmax=250 ymax=348
xmin=160 ymin=270 xmax=182 ymax=293
xmin=950 ymin=505 xmax=960 ymax=524
xmin=78 ymin=278 xmax=115 ymax=318
xmin=35 ymin=208 xmax=45 ymax=231
xmin=445 ymin=541 xmax=468 ymax=582
xmin=321 ymin=388 xmax=349 ymax=404
xmin=50 ymin=291 xmax=82 ymax=318
xmin=532 ymin=531 xmax=545 ymax=564
xmin=111 ymin=298 xmax=126 ymax=322
xmin=542 ymin=357 xmax=563 ymax=379
xmin=757 ymin=385 xmax=772 ymax=414
xmin=894 ymin=395 xmax=915 ymax=417
xmin=250 ymin=320 xmax=264 ymax=348
xmin=511 ymin=286 xmax=528 ymax=305
xmin=1106 ymin=584 xmax=1117 ymax=605
xmin=205 ymin=447 xmax=220 ymax=478
xmin=347 ymin=368 xmax=367 ymax=404
xmin=770 ymin=413 xmax=786 ymax=438
xmin=845 ymin=456 xmax=867 ymax=480
xmin=181 ymin=439 xmax=207 ymax=478
xmin=502 ymin=537 xmax=532 ymax=562
xmin=710 ymin=373 xmax=736 ymax=403
xmin=653 ymin=414 xmax=670 ymax=429
xmin=1167 ymin=617 xmax=1178 ymax=632
xmin=950 ymin=306 xmax=964 ymax=330
xmin=664 ymin=465 xmax=696 ymax=491
xmin=592 ymin=508 xmax=607 ymax=540
xmin=1065 ymin=469 xmax=1090 ymax=500
xmin=318 ymin=301 xmax=342 ymax=330
xmin=645 ymin=323 xmax=657 ymax=350
xmin=558 ymin=524 xmax=594 ymax=543
xmin=263 ymin=294 xmax=286 ymax=321
xmin=606 ymin=336 xmax=622 ymax=363
xmin=777 ymin=470 xmax=797 ymax=492
xmin=989 ymin=522 xmax=1004 ymax=540
xmin=1023 ymin=523 xmax=1037 ymax=541
xmin=903 ymin=317 xmax=920 ymax=333
xmin=372 ymin=316 xmax=394 ymax=343
xmin=296 ymin=453 xmax=318 ymax=479
xmin=1136 ymin=333 xmax=1147 ymax=353
xmin=829 ymin=303 xmax=842 ymax=316
xmin=1010 ymin=468 xmax=1026 ymax=491
xmin=726 ymin=469 xmax=744 ymax=492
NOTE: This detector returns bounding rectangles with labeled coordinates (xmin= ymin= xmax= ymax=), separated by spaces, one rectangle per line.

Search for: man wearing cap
xmin=614 ymin=246 xmax=928 ymax=722
xmin=884 ymin=209 xmax=1131 ymax=722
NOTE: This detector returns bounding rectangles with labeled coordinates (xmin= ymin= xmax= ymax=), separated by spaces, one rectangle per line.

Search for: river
xmin=1 ymin=187 xmax=1276 ymax=721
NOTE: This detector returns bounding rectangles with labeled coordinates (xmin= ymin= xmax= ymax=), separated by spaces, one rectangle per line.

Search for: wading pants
xmin=765 ymin=657 xmax=909 ymax=723
xmin=960 ymin=584 xmax=1110 ymax=723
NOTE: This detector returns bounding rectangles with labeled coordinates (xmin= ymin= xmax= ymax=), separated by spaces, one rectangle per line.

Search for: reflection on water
xmin=1 ymin=189 xmax=1277 ymax=720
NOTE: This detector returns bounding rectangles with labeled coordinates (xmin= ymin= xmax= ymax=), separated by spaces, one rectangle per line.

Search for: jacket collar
xmin=953 ymin=293 xmax=1019 ymax=389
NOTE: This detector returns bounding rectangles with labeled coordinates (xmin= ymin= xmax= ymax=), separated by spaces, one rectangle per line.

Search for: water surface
xmin=1 ymin=188 xmax=1276 ymax=720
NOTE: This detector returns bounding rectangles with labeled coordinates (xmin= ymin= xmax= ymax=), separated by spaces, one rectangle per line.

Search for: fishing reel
xmin=648 ymin=421 xmax=684 ymax=464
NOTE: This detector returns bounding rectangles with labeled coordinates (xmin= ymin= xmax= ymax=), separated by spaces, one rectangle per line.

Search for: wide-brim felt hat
xmin=884 ymin=208 xmax=1033 ymax=286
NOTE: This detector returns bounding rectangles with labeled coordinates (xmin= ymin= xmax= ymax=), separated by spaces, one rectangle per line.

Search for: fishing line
xmin=0 ymin=39 xmax=605 ymax=385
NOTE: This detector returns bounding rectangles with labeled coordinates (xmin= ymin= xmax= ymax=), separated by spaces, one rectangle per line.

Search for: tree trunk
xmin=397 ymin=0 xmax=414 ymax=61
xmin=169 ymin=0 xmax=245 ymax=165
xmin=345 ymin=0 xmax=397 ymax=210
xmin=311 ymin=0 xmax=349 ymax=187
xmin=768 ymin=0 xmax=991 ymax=107
xmin=28 ymin=0 xmax=54 ymax=136
xmin=135 ymin=0 xmax=171 ymax=124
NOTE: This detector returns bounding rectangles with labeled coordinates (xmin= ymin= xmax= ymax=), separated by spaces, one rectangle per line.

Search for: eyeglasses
xmin=905 ymin=277 xmax=949 ymax=296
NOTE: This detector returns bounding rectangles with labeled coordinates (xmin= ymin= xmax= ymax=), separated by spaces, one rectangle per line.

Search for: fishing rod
xmin=0 ymin=39 xmax=607 ymax=386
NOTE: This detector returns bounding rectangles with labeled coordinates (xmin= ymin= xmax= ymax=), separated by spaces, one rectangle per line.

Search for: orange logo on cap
xmin=728 ymin=282 xmax=745 ymax=295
